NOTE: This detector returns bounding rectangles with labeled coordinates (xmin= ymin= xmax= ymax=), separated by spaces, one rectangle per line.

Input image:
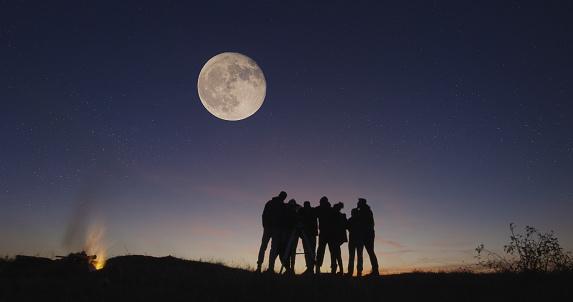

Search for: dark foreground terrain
xmin=1 ymin=255 xmax=571 ymax=302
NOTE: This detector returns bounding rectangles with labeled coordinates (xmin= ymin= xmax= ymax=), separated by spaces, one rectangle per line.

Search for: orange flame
xmin=84 ymin=224 xmax=106 ymax=270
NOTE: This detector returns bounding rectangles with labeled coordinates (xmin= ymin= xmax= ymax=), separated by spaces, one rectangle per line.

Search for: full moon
xmin=197 ymin=52 xmax=266 ymax=121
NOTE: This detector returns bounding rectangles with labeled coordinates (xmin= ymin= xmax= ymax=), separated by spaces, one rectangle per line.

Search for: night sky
xmin=1 ymin=1 xmax=572 ymax=272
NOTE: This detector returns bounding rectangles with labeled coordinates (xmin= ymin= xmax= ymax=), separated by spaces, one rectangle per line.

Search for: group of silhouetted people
xmin=256 ymin=191 xmax=379 ymax=276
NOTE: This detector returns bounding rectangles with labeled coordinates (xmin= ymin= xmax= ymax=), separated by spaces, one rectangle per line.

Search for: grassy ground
xmin=1 ymin=255 xmax=571 ymax=302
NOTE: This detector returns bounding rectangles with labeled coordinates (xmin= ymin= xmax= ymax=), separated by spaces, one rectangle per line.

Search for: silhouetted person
xmin=282 ymin=199 xmax=316 ymax=274
xmin=331 ymin=202 xmax=347 ymax=274
xmin=262 ymin=191 xmax=288 ymax=273
xmin=357 ymin=198 xmax=379 ymax=275
xmin=282 ymin=199 xmax=299 ymax=274
xmin=315 ymin=196 xmax=333 ymax=274
xmin=257 ymin=192 xmax=286 ymax=272
xmin=299 ymin=201 xmax=317 ymax=273
xmin=347 ymin=207 xmax=364 ymax=276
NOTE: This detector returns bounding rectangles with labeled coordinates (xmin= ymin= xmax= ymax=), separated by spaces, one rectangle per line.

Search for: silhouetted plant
xmin=476 ymin=223 xmax=573 ymax=273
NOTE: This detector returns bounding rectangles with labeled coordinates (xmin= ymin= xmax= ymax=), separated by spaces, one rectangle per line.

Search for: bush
xmin=476 ymin=223 xmax=573 ymax=273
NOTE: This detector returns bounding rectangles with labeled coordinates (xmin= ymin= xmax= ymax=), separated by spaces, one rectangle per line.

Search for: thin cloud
xmin=377 ymin=238 xmax=405 ymax=249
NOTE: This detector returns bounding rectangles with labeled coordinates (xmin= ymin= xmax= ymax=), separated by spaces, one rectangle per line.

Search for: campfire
xmin=84 ymin=225 xmax=106 ymax=270
xmin=61 ymin=192 xmax=108 ymax=271
xmin=59 ymin=223 xmax=107 ymax=271
xmin=84 ymin=224 xmax=106 ymax=270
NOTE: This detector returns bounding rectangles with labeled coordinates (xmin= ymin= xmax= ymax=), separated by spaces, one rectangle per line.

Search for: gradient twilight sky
xmin=1 ymin=1 xmax=572 ymax=273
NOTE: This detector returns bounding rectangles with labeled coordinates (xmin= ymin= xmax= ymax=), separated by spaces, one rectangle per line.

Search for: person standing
xmin=282 ymin=199 xmax=299 ymax=274
xmin=347 ymin=207 xmax=364 ymax=276
xmin=331 ymin=202 xmax=347 ymax=274
xmin=282 ymin=199 xmax=316 ymax=274
xmin=257 ymin=191 xmax=287 ymax=273
xmin=315 ymin=196 xmax=333 ymax=274
xmin=268 ymin=194 xmax=289 ymax=273
xmin=256 ymin=192 xmax=285 ymax=272
xmin=357 ymin=198 xmax=379 ymax=276
xmin=299 ymin=201 xmax=317 ymax=273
